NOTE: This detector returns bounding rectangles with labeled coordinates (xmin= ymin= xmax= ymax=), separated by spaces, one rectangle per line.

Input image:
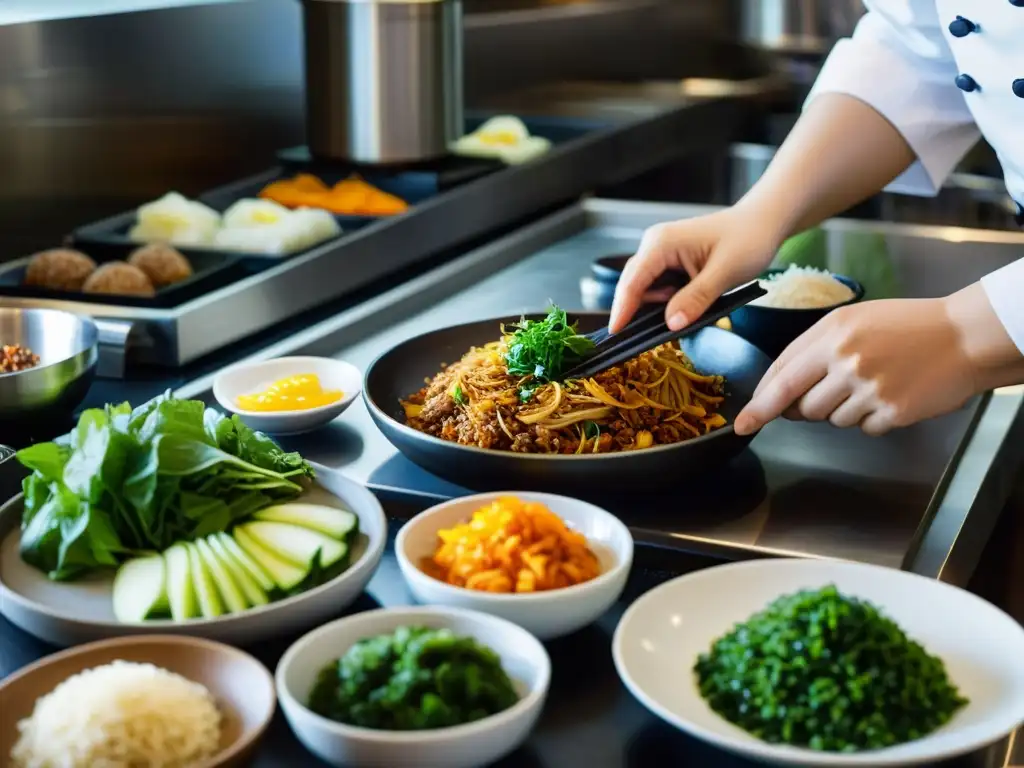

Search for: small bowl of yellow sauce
xmin=213 ymin=356 xmax=361 ymax=435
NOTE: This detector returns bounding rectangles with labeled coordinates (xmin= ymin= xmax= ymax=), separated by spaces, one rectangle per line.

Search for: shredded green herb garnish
xmin=518 ymin=382 xmax=540 ymax=403
xmin=451 ymin=384 xmax=467 ymax=406
xmin=503 ymin=306 xmax=594 ymax=401
xmin=694 ymin=585 xmax=967 ymax=753
xmin=308 ymin=626 xmax=519 ymax=730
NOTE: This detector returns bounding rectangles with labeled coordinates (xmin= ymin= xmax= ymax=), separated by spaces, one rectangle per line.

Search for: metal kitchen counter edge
xmin=175 ymin=198 xmax=1024 ymax=589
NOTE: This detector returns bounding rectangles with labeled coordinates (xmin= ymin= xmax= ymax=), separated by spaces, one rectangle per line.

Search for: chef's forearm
xmin=946 ymin=283 xmax=1024 ymax=393
xmin=735 ymin=93 xmax=917 ymax=247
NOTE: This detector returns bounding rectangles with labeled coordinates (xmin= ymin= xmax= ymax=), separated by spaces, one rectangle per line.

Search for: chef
xmin=611 ymin=0 xmax=1024 ymax=438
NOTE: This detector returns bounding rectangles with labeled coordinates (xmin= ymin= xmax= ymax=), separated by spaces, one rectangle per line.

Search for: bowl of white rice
xmin=729 ymin=265 xmax=864 ymax=358
xmin=0 ymin=635 xmax=275 ymax=768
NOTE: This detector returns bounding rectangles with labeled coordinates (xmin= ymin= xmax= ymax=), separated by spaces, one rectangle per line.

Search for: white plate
xmin=395 ymin=491 xmax=632 ymax=640
xmin=276 ymin=605 xmax=550 ymax=768
xmin=213 ymin=356 xmax=362 ymax=436
xmin=0 ymin=465 xmax=386 ymax=647
xmin=612 ymin=558 xmax=1024 ymax=767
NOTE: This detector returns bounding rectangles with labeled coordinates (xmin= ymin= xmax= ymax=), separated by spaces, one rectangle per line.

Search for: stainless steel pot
xmin=302 ymin=0 xmax=464 ymax=164
xmin=741 ymin=0 xmax=865 ymax=56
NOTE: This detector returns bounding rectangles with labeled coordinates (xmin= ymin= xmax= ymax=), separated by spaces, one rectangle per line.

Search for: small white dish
xmin=213 ymin=356 xmax=361 ymax=436
xmin=612 ymin=558 xmax=1024 ymax=767
xmin=276 ymin=605 xmax=550 ymax=768
xmin=0 ymin=466 xmax=387 ymax=647
xmin=395 ymin=491 xmax=633 ymax=640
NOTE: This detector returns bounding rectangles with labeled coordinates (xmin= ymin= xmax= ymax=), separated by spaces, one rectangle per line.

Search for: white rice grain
xmin=751 ymin=265 xmax=855 ymax=309
xmin=10 ymin=660 xmax=222 ymax=768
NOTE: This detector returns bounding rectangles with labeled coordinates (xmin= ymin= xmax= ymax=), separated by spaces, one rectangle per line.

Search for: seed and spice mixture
xmin=1 ymin=344 xmax=40 ymax=373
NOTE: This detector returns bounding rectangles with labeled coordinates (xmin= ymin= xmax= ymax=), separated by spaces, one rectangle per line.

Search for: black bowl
xmin=362 ymin=314 xmax=772 ymax=494
xmin=729 ymin=270 xmax=865 ymax=359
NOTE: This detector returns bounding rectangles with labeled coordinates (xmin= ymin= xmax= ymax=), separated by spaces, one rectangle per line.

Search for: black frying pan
xmin=363 ymin=314 xmax=772 ymax=493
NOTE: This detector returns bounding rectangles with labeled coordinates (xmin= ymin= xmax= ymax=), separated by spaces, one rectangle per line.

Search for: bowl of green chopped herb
xmin=275 ymin=605 xmax=550 ymax=768
xmin=612 ymin=559 xmax=1024 ymax=766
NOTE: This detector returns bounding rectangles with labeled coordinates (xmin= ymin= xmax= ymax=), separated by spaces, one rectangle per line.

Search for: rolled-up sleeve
xmin=805 ymin=0 xmax=980 ymax=196
xmin=982 ymin=259 xmax=1024 ymax=357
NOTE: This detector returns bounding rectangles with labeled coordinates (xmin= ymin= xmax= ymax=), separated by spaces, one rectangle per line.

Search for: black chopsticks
xmin=562 ymin=280 xmax=767 ymax=380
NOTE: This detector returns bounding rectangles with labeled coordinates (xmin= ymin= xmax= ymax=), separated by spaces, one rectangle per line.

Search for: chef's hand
xmin=609 ymin=207 xmax=778 ymax=334
xmin=610 ymin=94 xmax=924 ymax=335
xmin=734 ymin=285 xmax=1024 ymax=437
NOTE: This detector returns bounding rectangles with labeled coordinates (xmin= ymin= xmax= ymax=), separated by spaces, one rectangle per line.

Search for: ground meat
xmin=510 ymin=433 xmax=534 ymax=453
xmin=639 ymin=410 xmax=661 ymax=429
xmin=402 ymin=341 xmax=726 ymax=454
xmin=419 ymin=392 xmax=456 ymax=425
xmin=613 ymin=426 xmax=636 ymax=448
xmin=654 ymin=424 xmax=688 ymax=444
xmin=533 ymin=427 xmax=560 ymax=454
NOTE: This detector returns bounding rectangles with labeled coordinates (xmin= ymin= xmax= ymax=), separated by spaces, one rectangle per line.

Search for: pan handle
xmin=94 ymin=318 xmax=136 ymax=379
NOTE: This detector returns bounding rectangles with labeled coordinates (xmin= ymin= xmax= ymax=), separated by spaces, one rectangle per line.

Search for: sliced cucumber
xmin=238 ymin=520 xmax=348 ymax=570
xmin=195 ymin=537 xmax=248 ymax=614
xmin=187 ymin=542 xmax=225 ymax=619
xmin=232 ymin=526 xmax=307 ymax=592
xmin=213 ymin=531 xmax=275 ymax=593
xmin=207 ymin=534 xmax=269 ymax=607
xmin=112 ymin=555 xmax=168 ymax=623
xmin=253 ymin=503 xmax=358 ymax=540
xmin=165 ymin=543 xmax=198 ymax=621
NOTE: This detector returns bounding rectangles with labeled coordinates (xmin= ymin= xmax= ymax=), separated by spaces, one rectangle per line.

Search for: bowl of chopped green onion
xmin=612 ymin=559 xmax=1024 ymax=766
xmin=276 ymin=605 xmax=550 ymax=768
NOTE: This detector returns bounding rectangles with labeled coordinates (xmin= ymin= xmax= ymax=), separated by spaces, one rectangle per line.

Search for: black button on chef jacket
xmin=948 ymin=16 xmax=977 ymax=36
xmin=955 ymin=74 xmax=979 ymax=91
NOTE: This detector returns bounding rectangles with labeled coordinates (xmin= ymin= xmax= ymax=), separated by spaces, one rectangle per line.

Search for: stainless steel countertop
xmin=178 ymin=199 xmax=1024 ymax=587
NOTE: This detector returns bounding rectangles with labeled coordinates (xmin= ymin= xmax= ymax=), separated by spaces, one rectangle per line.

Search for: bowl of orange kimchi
xmin=395 ymin=493 xmax=633 ymax=640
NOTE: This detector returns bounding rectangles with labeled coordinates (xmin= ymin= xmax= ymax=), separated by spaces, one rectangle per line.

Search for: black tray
xmin=274 ymin=114 xmax=606 ymax=199
xmin=69 ymin=196 xmax=357 ymax=267
xmin=196 ymin=168 xmax=418 ymax=230
xmin=271 ymin=152 xmax=501 ymax=204
xmin=68 ymin=115 xmax=605 ymax=267
xmin=0 ymin=242 xmax=247 ymax=309
xmin=466 ymin=112 xmax=609 ymax=146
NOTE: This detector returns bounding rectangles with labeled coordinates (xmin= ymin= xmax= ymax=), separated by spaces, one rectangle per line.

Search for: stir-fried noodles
xmin=401 ymin=314 xmax=728 ymax=454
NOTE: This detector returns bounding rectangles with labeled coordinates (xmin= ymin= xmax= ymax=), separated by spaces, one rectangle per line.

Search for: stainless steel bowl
xmin=0 ymin=308 xmax=98 ymax=419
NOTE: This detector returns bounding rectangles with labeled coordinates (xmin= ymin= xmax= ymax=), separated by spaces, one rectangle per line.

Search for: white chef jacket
xmin=806 ymin=0 xmax=1024 ymax=355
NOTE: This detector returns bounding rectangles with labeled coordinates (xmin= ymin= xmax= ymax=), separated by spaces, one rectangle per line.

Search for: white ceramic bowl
xmin=276 ymin=606 xmax=550 ymax=768
xmin=395 ymin=491 xmax=633 ymax=640
xmin=613 ymin=558 xmax=1024 ymax=767
xmin=213 ymin=356 xmax=361 ymax=436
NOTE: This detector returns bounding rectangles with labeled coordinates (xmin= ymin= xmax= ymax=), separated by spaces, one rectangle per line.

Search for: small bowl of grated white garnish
xmin=729 ymin=265 xmax=864 ymax=358
xmin=0 ymin=635 xmax=275 ymax=768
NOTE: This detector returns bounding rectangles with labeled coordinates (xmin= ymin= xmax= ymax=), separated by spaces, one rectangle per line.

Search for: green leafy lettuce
xmin=16 ymin=391 xmax=314 ymax=581
xmin=503 ymin=306 xmax=595 ymax=401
